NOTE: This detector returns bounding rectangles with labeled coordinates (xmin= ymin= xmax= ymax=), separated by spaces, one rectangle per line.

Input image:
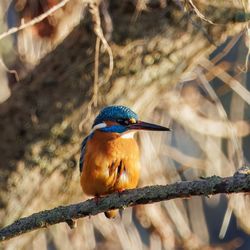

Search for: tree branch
xmin=0 ymin=172 xmax=250 ymax=242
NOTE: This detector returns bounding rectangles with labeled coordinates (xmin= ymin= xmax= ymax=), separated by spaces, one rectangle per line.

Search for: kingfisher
xmin=79 ymin=105 xmax=170 ymax=218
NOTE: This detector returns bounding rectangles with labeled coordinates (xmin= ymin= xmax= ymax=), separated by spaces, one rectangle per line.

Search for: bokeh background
xmin=0 ymin=1 xmax=249 ymax=249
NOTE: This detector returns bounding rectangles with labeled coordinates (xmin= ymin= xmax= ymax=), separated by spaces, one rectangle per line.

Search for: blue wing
xmin=79 ymin=135 xmax=89 ymax=173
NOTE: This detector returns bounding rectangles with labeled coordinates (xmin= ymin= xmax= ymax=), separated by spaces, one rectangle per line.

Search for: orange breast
xmin=80 ymin=131 xmax=140 ymax=196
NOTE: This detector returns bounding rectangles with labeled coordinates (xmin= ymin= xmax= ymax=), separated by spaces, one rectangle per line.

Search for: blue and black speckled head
xmin=91 ymin=105 xmax=170 ymax=134
xmin=93 ymin=105 xmax=138 ymax=127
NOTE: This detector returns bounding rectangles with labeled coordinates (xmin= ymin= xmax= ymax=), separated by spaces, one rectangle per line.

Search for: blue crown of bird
xmin=79 ymin=105 xmax=170 ymax=218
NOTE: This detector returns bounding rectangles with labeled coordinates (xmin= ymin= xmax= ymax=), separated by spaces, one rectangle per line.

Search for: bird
xmin=79 ymin=105 xmax=170 ymax=218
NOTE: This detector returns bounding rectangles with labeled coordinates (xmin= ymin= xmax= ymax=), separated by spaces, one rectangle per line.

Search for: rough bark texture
xmin=1 ymin=173 xmax=250 ymax=242
xmin=0 ymin=1 xmax=248 ymax=247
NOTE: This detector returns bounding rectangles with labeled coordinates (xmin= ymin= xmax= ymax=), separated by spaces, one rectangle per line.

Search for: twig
xmin=200 ymin=59 xmax=250 ymax=105
xmin=164 ymin=91 xmax=250 ymax=138
xmin=187 ymin=0 xmax=215 ymax=25
xmin=79 ymin=1 xmax=114 ymax=128
xmin=0 ymin=0 xmax=71 ymax=41
xmin=0 ymin=58 xmax=19 ymax=82
xmin=89 ymin=1 xmax=113 ymax=85
xmin=0 ymin=173 xmax=250 ymax=242
xmin=93 ymin=36 xmax=101 ymax=107
xmin=240 ymin=26 xmax=250 ymax=72
xmin=211 ymin=33 xmax=242 ymax=64
xmin=196 ymin=68 xmax=243 ymax=166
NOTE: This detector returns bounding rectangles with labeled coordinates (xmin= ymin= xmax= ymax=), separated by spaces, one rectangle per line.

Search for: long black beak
xmin=128 ymin=120 xmax=170 ymax=131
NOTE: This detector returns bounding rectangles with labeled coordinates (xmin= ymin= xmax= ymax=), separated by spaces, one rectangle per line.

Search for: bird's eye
xmin=117 ymin=118 xmax=137 ymax=125
xmin=117 ymin=119 xmax=129 ymax=125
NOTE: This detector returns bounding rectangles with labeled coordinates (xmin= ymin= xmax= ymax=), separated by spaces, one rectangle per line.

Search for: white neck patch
xmin=90 ymin=123 xmax=135 ymax=139
xmin=120 ymin=131 xmax=135 ymax=139
xmin=90 ymin=122 xmax=107 ymax=133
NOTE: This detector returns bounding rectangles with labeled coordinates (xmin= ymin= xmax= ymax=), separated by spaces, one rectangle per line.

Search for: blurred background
xmin=0 ymin=0 xmax=249 ymax=249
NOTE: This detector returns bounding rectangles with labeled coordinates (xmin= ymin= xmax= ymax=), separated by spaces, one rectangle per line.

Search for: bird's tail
xmin=104 ymin=209 xmax=118 ymax=219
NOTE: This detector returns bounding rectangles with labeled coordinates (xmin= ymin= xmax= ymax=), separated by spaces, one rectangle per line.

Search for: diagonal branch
xmin=0 ymin=172 xmax=250 ymax=242
xmin=0 ymin=0 xmax=71 ymax=41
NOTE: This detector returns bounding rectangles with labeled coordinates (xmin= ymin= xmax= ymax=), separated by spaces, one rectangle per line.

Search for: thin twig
xmin=0 ymin=58 xmax=19 ymax=82
xmin=187 ymin=0 xmax=215 ymax=25
xmin=239 ymin=1 xmax=250 ymax=72
xmin=200 ymin=59 xmax=250 ymax=105
xmin=79 ymin=1 xmax=114 ymax=128
xmin=197 ymin=68 xmax=243 ymax=166
xmin=0 ymin=0 xmax=71 ymax=41
xmin=93 ymin=36 xmax=101 ymax=107
xmin=211 ymin=33 xmax=242 ymax=64
xmin=89 ymin=1 xmax=113 ymax=85
xmin=239 ymin=26 xmax=250 ymax=72
xmin=0 ymin=172 xmax=250 ymax=242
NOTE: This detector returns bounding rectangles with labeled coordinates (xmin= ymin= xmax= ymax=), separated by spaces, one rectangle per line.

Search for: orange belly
xmin=80 ymin=131 xmax=140 ymax=196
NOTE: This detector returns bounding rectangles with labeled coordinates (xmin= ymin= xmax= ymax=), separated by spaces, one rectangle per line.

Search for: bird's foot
xmin=234 ymin=165 xmax=250 ymax=176
xmin=94 ymin=195 xmax=101 ymax=205
xmin=117 ymin=189 xmax=125 ymax=197
xmin=65 ymin=219 xmax=77 ymax=229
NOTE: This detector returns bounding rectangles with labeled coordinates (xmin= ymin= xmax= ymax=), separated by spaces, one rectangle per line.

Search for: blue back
xmin=79 ymin=135 xmax=89 ymax=173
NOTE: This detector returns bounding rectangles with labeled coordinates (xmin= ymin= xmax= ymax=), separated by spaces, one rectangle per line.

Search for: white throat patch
xmin=121 ymin=131 xmax=135 ymax=139
xmin=90 ymin=123 xmax=135 ymax=139
xmin=90 ymin=122 xmax=107 ymax=133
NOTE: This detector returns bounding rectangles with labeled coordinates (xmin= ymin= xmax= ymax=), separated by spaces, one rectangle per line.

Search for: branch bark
xmin=1 ymin=173 xmax=249 ymax=242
